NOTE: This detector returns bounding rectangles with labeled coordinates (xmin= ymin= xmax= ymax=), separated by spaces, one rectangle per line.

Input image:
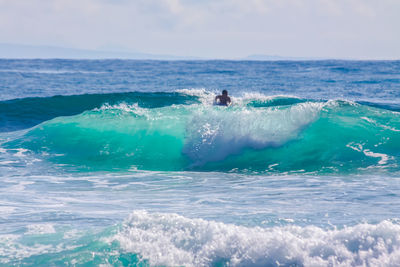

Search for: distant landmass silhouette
xmin=244 ymin=54 xmax=317 ymax=61
xmin=0 ymin=43 xmax=194 ymax=60
xmin=0 ymin=43 xmax=320 ymax=60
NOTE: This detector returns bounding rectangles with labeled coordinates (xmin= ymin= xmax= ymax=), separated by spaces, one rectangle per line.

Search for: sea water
xmin=1 ymin=59 xmax=400 ymax=266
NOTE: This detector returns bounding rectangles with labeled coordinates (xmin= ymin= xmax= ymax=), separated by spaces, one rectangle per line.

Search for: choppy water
xmin=1 ymin=59 xmax=400 ymax=266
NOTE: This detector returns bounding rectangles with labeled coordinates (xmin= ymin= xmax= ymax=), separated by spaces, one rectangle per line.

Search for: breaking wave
xmin=3 ymin=90 xmax=400 ymax=174
xmin=2 ymin=211 xmax=400 ymax=266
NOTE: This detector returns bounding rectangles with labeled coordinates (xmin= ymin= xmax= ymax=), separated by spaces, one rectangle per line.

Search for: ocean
xmin=1 ymin=59 xmax=400 ymax=266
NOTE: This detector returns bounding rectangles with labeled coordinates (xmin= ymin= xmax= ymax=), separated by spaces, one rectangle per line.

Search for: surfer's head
xmin=222 ymin=90 xmax=228 ymax=95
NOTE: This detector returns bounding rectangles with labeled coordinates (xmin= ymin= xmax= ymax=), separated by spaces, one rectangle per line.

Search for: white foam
xmin=361 ymin=116 xmax=400 ymax=132
xmin=8 ymin=181 xmax=34 ymax=192
xmin=0 ymin=161 xmax=18 ymax=165
xmin=363 ymin=150 xmax=390 ymax=165
xmin=176 ymin=88 xmax=211 ymax=97
xmin=176 ymin=88 xmax=216 ymax=105
xmin=0 ymin=234 xmax=54 ymax=264
xmin=26 ymin=224 xmax=56 ymax=235
xmin=0 ymin=206 xmax=15 ymax=214
xmin=97 ymin=102 xmax=141 ymax=113
xmin=240 ymin=92 xmax=301 ymax=102
xmin=347 ymin=143 xmax=391 ymax=165
xmin=111 ymin=211 xmax=400 ymax=267
xmin=176 ymin=89 xmax=302 ymax=107
xmin=91 ymin=103 xmax=153 ymax=121
xmin=14 ymin=148 xmax=28 ymax=157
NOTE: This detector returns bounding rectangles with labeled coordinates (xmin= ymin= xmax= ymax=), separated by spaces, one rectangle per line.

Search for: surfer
xmin=215 ymin=90 xmax=231 ymax=106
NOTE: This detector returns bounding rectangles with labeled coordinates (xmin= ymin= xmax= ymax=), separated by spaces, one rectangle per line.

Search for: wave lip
xmin=0 ymin=91 xmax=199 ymax=132
xmin=112 ymin=210 xmax=400 ymax=267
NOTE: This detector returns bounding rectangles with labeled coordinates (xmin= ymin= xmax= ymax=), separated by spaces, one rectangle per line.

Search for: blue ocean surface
xmin=1 ymin=59 xmax=400 ymax=266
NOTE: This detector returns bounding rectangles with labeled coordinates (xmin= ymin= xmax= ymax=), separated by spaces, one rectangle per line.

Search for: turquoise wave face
xmin=4 ymin=92 xmax=400 ymax=174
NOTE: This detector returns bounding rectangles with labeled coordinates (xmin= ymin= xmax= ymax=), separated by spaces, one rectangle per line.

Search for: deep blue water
xmin=1 ymin=59 xmax=400 ymax=266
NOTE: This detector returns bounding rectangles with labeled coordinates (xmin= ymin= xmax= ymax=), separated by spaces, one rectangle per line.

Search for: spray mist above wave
xmin=2 ymin=90 xmax=400 ymax=174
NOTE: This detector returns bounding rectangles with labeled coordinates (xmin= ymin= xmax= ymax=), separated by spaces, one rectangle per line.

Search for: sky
xmin=0 ymin=0 xmax=399 ymax=59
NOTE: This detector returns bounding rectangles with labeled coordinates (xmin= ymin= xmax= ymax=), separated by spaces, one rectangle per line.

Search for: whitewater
xmin=1 ymin=59 xmax=400 ymax=266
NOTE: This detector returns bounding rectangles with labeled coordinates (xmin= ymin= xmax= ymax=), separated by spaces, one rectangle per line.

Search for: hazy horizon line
xmin=0 ymin=43 xmax=399 ymax=61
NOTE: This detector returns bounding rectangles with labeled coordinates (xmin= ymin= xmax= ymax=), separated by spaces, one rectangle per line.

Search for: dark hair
xmin=222 ymin=90 xmax=228 ymax=95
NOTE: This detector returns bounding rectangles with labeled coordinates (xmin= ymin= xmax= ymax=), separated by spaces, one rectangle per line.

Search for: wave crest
xmin=3 ymin=92 xmax=400 ymax=173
